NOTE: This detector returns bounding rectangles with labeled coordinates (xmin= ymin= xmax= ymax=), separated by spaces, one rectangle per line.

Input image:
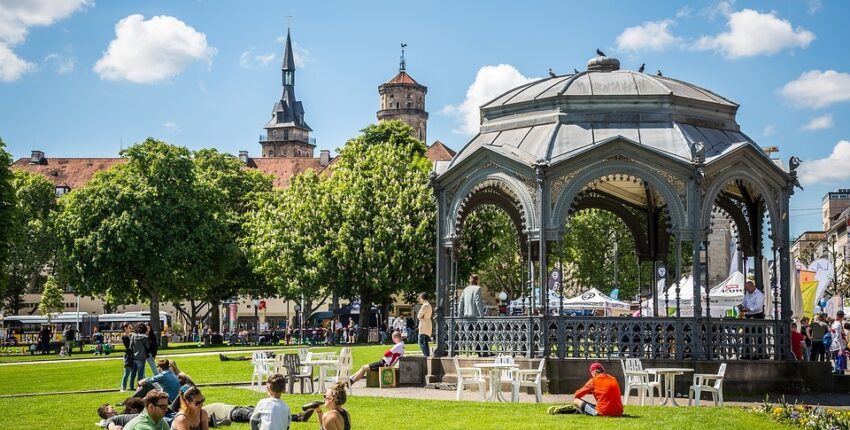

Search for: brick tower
xmin=377 ymin=44 xmax=428 ymax=142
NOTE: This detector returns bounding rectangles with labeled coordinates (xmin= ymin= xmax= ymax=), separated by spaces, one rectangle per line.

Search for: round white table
xmin=303 ymin=359 xmax=338 ymax=394
xmin=473 ymin=363 xmax=518 ymax=402
xmin=645 ymin=368 xmax=693 ymax=406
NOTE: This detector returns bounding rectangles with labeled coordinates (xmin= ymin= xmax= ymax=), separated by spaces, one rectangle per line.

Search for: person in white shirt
xmin=349 ymin=331 xmax=405 ymax=385
xmin=250 ymin=373 xmax=291 ymax=430
xmin=738 ymin=280 xmax=765 ymax=319
xmin=831 ymin=310 xmax=847 ymax=374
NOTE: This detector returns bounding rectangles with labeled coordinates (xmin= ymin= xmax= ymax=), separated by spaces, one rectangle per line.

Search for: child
xmin=59 ymin=345 xmax=69 ymax=356
xmin=250 ymin=373 xmax=291 ymax=430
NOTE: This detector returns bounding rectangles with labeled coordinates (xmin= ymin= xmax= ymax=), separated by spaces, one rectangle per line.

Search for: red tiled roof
xmin=386 ymin=71 xmax=420 ymax=85
xmin=425 ymin=141 xmax=456 ymax=162
xmin=11 ymin=158 xmax=126 ymax=189
xmin=248 ymin=157 xmax=325 ymax=188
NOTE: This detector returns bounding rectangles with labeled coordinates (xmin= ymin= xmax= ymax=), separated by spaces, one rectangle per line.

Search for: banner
xmin=800 ymin=281 xmax=818 ymax=320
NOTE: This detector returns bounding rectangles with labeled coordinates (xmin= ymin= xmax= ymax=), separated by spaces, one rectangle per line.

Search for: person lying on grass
xmin=548 ymin=362 xmax=623 ymax=417
xmin=349 ymin=331 xmax=404 ymax=385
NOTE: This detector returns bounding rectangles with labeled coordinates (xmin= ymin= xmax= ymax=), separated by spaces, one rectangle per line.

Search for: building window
xmin=407 ymin=102 xmax=411 ymax=108
xmin=396 ymin=103 xmax=399 ymax=108
xmin=55 ymin=186 xmax=70 ymax=197
xmin=284 ymin=129 xmax=289 ymax=140
xmin=272 ymin=130 xmax=278 ymax=137
xmin=268 ymin=150 xmax=275 ymax=157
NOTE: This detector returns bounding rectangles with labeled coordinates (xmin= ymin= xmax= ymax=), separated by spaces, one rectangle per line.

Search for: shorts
xmin=368 ymin=360 xmax=384 ymax=371
xmin=579 ymin=400 xmax=598 ymax=416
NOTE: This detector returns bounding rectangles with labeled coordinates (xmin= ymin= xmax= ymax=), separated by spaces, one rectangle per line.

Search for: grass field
xmin=0 ymin=344 xmax=793 ymax=430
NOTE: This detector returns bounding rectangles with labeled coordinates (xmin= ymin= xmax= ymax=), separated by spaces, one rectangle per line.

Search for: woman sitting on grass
xmin=171 ymin=386 xmax=209 ymax=430
xmin=312 ymin=381 xmax=350 ymax=430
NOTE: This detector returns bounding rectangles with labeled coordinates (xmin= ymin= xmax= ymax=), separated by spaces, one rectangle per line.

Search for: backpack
xmin=823 ymin=332 xmax=832 ymax=348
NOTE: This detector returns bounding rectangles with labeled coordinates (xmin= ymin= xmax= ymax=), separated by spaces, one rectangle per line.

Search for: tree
xmin=4 ymin=171 xmax=57 ymax=314
xmin=0 ymin=138 xmax=15 ymax=304
xmin=456 ymin=206 xmax=523 ymax=299
xmin=38 ymin=276 xmax=64 ymax=322
xmin=55 ymin=138 xmax=234 ymax=335
xmin=328 ymin=121 xmax=435 ymax=340
xmin=184 ymin=149 xmax=274 ymax=333
xmin=243 ymin=169 xmax=335 ymax=323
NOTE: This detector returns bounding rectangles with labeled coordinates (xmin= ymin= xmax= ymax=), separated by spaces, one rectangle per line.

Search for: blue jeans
xmin=133 ymin=359 xmax=146 ymax=383
xmin=418 ymin=334 xmax=431 ymax=357
xmin=122 ymin=366 xmax=134 ymax=390
xmin=147 ymin=356 xmax=157 ymax=374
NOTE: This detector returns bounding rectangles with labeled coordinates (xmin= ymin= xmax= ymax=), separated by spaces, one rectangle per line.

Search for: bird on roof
xmin=656 ymin=70 xmax=663 ymax=76
xmin=548 ymin=68 xmax=557 ymax=78
xmin=638 ymin=63 xmax=645 ymax=73
xmin=573 ymin=68 xmax=580 ymax=74
xmin=596 ymin=48 xmax=606 ymax=57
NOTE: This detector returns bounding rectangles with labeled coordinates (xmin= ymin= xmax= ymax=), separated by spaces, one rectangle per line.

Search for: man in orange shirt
xmin=571 ymin=362 xmax=623 ymax=416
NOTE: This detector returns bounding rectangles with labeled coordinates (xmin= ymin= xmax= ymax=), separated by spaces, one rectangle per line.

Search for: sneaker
xmin=548 ymin=405 xmax=577 ymax=415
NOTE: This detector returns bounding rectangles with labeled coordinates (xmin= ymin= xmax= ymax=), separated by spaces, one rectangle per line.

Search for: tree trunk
xmin=209 ymin=301 xmax=221 ymax=333
xmin=141 ymin=281 xmax=162 ymax=338
xmin=357 ymin=290 xmax=372 ymax=343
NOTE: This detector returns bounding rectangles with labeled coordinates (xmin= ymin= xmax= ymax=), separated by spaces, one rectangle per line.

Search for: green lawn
xmin=0 ymin=344 xmax=793 ymax=429
xmin=0 ymin=345 xmax=387 ymax=395
xmin=1 ymin=387 xmax=792 ymax=430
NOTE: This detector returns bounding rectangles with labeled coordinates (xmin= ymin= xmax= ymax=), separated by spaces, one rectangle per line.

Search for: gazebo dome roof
xmin=446 ymin=56 xmax=762 ymax=170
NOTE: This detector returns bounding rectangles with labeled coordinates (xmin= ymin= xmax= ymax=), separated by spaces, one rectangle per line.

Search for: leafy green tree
xmin=4 ymin=171 xmax=57 ymax=314
xmin=55 ymin=138 xmax=234 ymax=335
xmin=456 ymin=206 xmax=523 ymax=299
xmin=0 ymin=138 xmax=15 ymax=302
xmin=243 ymin=169 xmax=335 ymax=322
xmin=186 ymin=149 xmax=274 ymax=333
xmin=38 ymin=276 xmax=64 ymax=322
xmin=328 ymin=121 xmax=434 ymax=340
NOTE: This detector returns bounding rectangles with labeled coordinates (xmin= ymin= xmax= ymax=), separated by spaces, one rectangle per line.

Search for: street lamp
xmin=294 ymin=303 xmax=302 ymax=345
xmin=498 ymin=292 xmax=508 ymax=316
xmin=251 ymin=299 xmax=259 ymax=334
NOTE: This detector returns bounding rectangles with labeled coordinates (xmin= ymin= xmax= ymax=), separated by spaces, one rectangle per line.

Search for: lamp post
xmin=251 ymin=299 xmax=259 ymax=334
xmin=498 ymin=291 xmax=508 ymax=315
xmin=294 ymin=303 xmax=302 ymax=345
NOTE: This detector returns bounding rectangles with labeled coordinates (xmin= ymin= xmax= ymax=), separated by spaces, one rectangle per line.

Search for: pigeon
xmin=638 ymin=63 xmax=645 ymax=73
xmin=573 ymin=68 xmax=580 ymax=74
xmin=548 ymin=68 xmax=557 ymax=78
xmin=656 ymin=70 xmax=663 ymax=77
xmin=596 ymin=48 xmax=606 ymax=57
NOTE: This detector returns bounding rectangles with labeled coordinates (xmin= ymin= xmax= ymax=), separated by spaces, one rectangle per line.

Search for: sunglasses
xmin=193 ymin=398 xmax=206 ymax=406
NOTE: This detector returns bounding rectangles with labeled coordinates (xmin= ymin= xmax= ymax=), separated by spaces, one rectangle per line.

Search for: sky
xmin=0 ymin=0 xmax=849 ymax=238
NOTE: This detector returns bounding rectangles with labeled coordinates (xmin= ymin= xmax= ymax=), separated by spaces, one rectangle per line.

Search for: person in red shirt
xmin=791 ymin=322 xmax=806 ymax=360
xmin=572 ymin=362 xmax=623 ymax=417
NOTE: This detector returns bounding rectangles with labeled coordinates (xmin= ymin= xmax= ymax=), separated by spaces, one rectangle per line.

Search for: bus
xmin=2 ymin=312 xmax=96 ymax=345
xmin=3 ymin=311 xmax=170 ymax=346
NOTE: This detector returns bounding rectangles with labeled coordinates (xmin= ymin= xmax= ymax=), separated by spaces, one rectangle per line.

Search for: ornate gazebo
xmin=431 ymin=55 xmax=800 ymax=361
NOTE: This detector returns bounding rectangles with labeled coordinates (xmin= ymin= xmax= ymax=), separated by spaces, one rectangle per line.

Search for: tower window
xmin=390 ymin=94 xmax=394 ymax=99
xmin=284 ymin=129 xmax=289 ymax=140
xmin=272 ymin=130 xmax=278 ymax=137
xmin=396 ymin=103 xmax=399 ymax=108
xmin=407 ymin=102 xmax=411 ymax=108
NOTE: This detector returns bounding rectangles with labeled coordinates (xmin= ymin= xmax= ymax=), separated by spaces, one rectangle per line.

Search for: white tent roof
xmin=562 ymin=288 xmax=630 ymax=310
xmin=709 ymin=271 xmax=746 ymax=298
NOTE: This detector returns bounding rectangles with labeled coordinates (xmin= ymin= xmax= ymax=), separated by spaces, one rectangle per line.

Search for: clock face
xmin=657 ymin=266 xmax=667 ymax=278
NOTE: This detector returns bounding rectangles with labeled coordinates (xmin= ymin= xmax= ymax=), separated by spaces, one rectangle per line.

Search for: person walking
xmin=800 ymin=316 xmax=812 ymax=361
xmin=39 ymin=325 xmax=52 ymax=355
xmin=417 ymin=293 xmax=433 ymax=357
xmin=63 ymin=325 xmax=76 ymax=357
xmin=809 ymin=313 xmax=828 ymax=361
xmin=459 ymin=274 xmax=488 ymax=355
xmin=121 ymin=323 xmax=136 ymax=391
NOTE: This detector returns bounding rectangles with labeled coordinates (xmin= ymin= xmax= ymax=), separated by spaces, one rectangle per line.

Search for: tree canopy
xmin=0 ymin=138 xmax=15 ymax=302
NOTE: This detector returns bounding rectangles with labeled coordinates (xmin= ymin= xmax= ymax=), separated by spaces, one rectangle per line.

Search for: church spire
xmin=399 ymin=43 xmax=407 ymax=72
xmin=282 ymin=27 xmax=295 ymax=87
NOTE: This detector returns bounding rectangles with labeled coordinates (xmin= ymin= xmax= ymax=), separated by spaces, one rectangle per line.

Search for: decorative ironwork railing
xmin=443 ymin=316 xmax=784 ymax=360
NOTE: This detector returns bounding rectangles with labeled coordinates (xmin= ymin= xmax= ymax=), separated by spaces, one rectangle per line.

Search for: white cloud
xmin=799 ymin=140 xmax=850 ymax=185
xmin=676 ymin=6 xmax=693 ymax=18
xmin=615 ymin=19 xmax=681 ymax=52
xmin=94 ymin=14 xmax=217 ymax=83
xmin=806 ymin=0 xmax=822 ymax=14
xmin=0 ymin=0 xmax=89 ymax=45
xmin=693 ymin=8 xmax=814 ymax=58
xmin=161 ymin=121 xmax=180 ymax=131
xmin=0 ymin=0 xmax=87 ymax=82
xmin=442 ymin=64 xmax=538 ymax=134
xmin=762 ymin=125 xmax=775 ymax=137
xmin=801 ymin=115 xmax=833 ymax=131
xmin=239 ymin=49 xmax=276 ymax=68
xmin=0 ymin=43 xmax=34 ymax=81
xmin=44 ymin=53 xmax=74 ymax=74
xmin=780 ymin=70 xmax=850 ymax=109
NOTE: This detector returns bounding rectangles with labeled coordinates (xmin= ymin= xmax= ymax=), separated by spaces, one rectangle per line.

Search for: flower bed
xmin=756 ymin=397 xmax=850 ymax=430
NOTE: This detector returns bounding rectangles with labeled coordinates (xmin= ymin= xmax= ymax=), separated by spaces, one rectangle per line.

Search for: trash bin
xmin=368 ymin=328 xmax=379 ymax=343
xmin=159 ymin=336 xmax=169 ymax=349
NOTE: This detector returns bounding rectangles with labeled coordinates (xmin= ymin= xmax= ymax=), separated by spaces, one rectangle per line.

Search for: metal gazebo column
xmin=430 ymin=172 xmax=448 ymax=357
xmin=536 ymin=161 xmax=549 ymax=358
xmin=690 ymin=148 xmax=704 ymax=360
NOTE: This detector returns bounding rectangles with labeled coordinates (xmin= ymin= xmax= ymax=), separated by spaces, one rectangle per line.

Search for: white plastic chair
xmin=250 ymin=351 xmax=272 ymax=390
xmin=323 ymin=353 xmax=354 ymax=394
xmin=621 ymin=358 xmax=660 ymax=405
xmin=494 ymin=355 xmax=516 ymax=383
xmin=453 ymin=356 xmax=485 ymax=401
xmin=689 ymin=363 xmax=726 ymax=406
xmin=511 ymin=358 xmax=545 ymax=403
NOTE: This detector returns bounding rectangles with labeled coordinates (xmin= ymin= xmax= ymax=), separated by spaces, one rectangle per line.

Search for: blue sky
xmin=0 ymin=0 xmax=849 ymax=237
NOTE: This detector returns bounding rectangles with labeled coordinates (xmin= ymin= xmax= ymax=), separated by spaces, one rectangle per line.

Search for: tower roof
xmin=282 ymin=28 xmax=295 ymax=71
xmin=385 ymin=71 xmax=420 ymax=85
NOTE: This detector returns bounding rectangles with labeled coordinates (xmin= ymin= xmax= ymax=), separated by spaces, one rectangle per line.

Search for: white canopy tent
xmin=561 ymin=288 xmax=631 ymax=316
